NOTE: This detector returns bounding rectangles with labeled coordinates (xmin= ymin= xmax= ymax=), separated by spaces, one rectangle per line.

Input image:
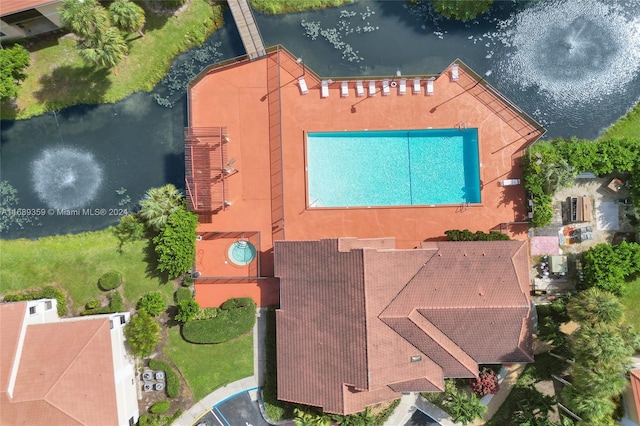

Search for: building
xmin=0 ymin=299 xmax=139 ymax=425
xmin=274 ymin=237 xmax=533 ymax=414
xmin=1 ymin=0 xmax=64 ymax=41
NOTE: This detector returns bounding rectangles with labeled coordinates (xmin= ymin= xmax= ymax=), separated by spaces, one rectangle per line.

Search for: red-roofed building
xmin=1 ymin=0 xmax=63 ymax=41
xmin=274 ymin=237 xmax=533 ymax=414
xmin=0 ymin=299 xmax=139 ymax=425
xmin=623 ymin=369 xmax=640 ymax=425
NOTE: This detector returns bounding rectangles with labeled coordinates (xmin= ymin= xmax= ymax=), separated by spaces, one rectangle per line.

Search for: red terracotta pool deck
xmin=188 ymin=48 xmax=543 ymax=307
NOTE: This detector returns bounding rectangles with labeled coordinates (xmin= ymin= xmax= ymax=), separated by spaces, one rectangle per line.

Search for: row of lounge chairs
xmin=298 ymin=77 xmax=436 ymax=97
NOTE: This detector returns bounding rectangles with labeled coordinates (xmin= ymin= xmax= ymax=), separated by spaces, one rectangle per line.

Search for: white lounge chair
xmin=321 ymin=80 xmax=329 ymax=98
xmin=501 ymin=179 xmax=521 ymax=186
xmin=356 ymin=80 xmax=364 ymax=97
xmin=398 ymin=78 xmax=406 ymax=95
xmin=298 ymin=77 xmax=308 ymax=95
xmin=451 ymin=64 xmax=459 ymax=81
xmin=413 ymin=77 xmax=421 ymax=95
xmin=426 ymin=78 xmax=434 ymax=96
xmin=382 ymin=79 xmax=390 ymax=96
xmin=341 ymin=81 xmax=349 ymax=97
xmin=368 ymin=80 xmax=376 ymax=97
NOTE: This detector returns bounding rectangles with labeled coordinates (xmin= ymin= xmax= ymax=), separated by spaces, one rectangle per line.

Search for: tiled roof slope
xmin=275 ymin=238 xmax=533 ymax=414
xmin=632 ymin=370 xmax=640 ymax=418
xmin=0 ymin=315 xmax=119 ymax=425
xmin=0 ymin=302 xmax=27 ymax=392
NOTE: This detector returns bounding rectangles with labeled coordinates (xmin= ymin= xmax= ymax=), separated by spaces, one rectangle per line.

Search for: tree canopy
xmin=109 ymin=0 xmax=146 ymax=36
xmin=0 ymin=45 xmax=30 ymax=101
xmin=153 ymin=207 xmax=198 ymax=279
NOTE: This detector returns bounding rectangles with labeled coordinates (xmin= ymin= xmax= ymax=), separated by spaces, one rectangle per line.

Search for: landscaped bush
xmin=175 ymin=299 xmax=199 ymax=323
xmin=445 ymin=229 xmax=510 ymax=241
xmin=98 ymin=271 xmax=123 ymax=291
xmin=81 ymin=291 xmax=125 ymax=315
xmin=182 ymin=275 xmax=194 ymax=287
xmin=193 ymin=307 xmax=219 ymax=320
xmin=86 ymin=299 xmax=100 ymax=309
xmin=182 ymin=302 xmax=256 ymax=344
xmin=175 ymin=287 xmax=193 ymax=303
xmin=124 ymin=310 xmax=160 ymax=357
xmin=470 ymin=368 xmax=500 ymax=396
xmin=3 ymin=286 xmax=67 ymax=316
xmin=582 ymin=241 xmax=640 ymax=296
xmin=220 ymin=297 xmax=254 ymax=310
xmin=137 ymin=292 xmax=166 ymax=316
xmin=149 ymin=400 xmax=170 ymax=414
xmin=148 ymin=359 xmax=180 ymax=398
xmin=153 ymin=207 xmax=198 ymax=279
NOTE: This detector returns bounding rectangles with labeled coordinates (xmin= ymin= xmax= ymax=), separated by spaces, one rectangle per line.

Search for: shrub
xmin=193 ymin=307 xmax=219 ymax=320
xmin=445 ymin=229 xmax=510 ymax=241
xmin=3 ymin=286 xmax=68 ymax=316
xmin=175 ymin=287 xmax=193 ymax=303
xmin=86 ymin=299 xmax=100 ymax=309
xmin=182 ymin=303 xmax=256 ymax=344
xmin=175 ymin=299 xmax=199 ymax=323
xmin=150 ymin=400 xmax=170 ymax=414
xmin=138 ymin=292 xmax=166 ymax=316
xmin=430 ymin=0 xmax=494 ymax=21
xmin=124 ymin=310 xmax=160 ymax=357
xmin=220 ymin=297 xmax=254 ymax=310
xmin=98 ymin=271 xmax=122 ymax=291
xmin=470 ymin=368 xmax=499 ymax=396
xmin=153 ymin=207 xmax=198 ymax=279
xmin=148 ymin=359 xmax=180 ymax=398
xmin=82 ymin=291 xmax=124 ymax=315
xmin=0 ymin=44 xmax=30 ymax=101
xmin=182 ymin=275 xmax=194 ymax=287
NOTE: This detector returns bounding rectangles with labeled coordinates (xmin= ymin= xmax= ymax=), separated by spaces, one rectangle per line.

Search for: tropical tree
xmin=566 ymin=288 xmax=623 ymax=326
xmin=78 ymin=26 xmax=128 ymax=69
xmin=446 ymin=391 xmax=487 ymax=425
xmin=153 ymin=207 xmax=198 ymax=279
xmin=112 ymin=214 xmax=145 ymax=249
xmin=0 ymin=44 xmax=30 ymax=101
xmin=124 ymin=310 xmax=160 ymax=357
xmin=109 ymin=0 xmax=146 ymax=37
xmin=293 ymin=408 xmax=330 ymax=426
xmin=59 ymin=0 xmax=109 ymax=39
xmin=137 ymin=292 xmax=167 ymax=317
xmin=139 ymin=184 xmax=184 ymax=231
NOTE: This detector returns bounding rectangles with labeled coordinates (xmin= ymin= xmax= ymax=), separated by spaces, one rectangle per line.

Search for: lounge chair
xmin=356 ymin=80 xmax=364 ymax=97
xmin=413 ymin=77 xmax=421 ymax=95
xmin=321 ymin=80 xmax=329 ymax=98
xmin=368 ymin=80 xmax=376 ymax=97
xmin=501 ymin=179 xmax=521 ymax=186
xmin=382 ymin=79 xmax=390 ymax=96
xmin=298 ymin=77 xmax=309 ymax=95
xmin=341 ymin=81 xmax=349 ymax=97
xmin=451 ymin=64 xmax=459 ymax=81
xmin=426 ymin=78 xmax=434 ymax=96
xmin=398 ymin=78 xmax=406 ymax=95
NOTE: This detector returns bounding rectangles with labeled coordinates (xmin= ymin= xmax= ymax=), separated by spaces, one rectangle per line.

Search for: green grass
xmin=621 ymin=275 xmax=640 ymax=332
xmin=1 ymin=0 xmax=224 ymax=120
xmin=164 ymin=326 xmax=253 ymax=401
xmin=600 ymin=102 xmax=640 ymax=140
xmin=250 ymin=0 xmax=353 ymax=14
xmin=0 ymin=230 xmax=174 ymax=313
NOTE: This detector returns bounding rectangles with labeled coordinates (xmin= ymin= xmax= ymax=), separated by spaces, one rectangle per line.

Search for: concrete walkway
xmin=471 ymin=363 xmax=526 ymax=425
xmin=173 ymin=308 xmax=267 ymax=426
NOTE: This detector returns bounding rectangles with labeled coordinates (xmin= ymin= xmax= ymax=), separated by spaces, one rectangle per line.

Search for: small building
xmin=1 ymin=0 xmax=64 ymax=41
xmin=0 ymin=299 xmax=139 ymax=425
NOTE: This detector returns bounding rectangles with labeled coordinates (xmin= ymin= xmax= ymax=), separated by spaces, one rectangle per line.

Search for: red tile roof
xmin=275 ymin=238 xmax=533 ymax=414
xmin=1 ymin=0 xmax=58 ymax=16
xmin=631 ymin=370 xmax=640 ymax=418
xmin=0 ymin=306 xmax=120 ymax=426
xmin=0 ymin=302 xmax=26 ymax=392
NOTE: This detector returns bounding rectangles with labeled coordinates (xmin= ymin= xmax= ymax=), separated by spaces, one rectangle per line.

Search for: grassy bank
xmin=621 ymin=276 xmax=640 ymax=331
xmin=600 ymin=102 xmax=640 ymax=140
xmin=250 ymin=0 xmax=353 ymax=14
xmin=2 ymin=0 xmax=224 ymax=120
xmin=164 ymin=326 xmax=253 ymax=401
xmin=0 ymin=230 xmax=174 ymax=313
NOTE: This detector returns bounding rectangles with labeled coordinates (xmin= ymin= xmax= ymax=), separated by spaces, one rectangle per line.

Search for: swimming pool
xmin=306 ymin=129 xmax=481 ymax=207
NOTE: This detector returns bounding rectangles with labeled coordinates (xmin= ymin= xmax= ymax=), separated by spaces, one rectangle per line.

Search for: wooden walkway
xmin=227 ymin=0 xmax=266 ymax=60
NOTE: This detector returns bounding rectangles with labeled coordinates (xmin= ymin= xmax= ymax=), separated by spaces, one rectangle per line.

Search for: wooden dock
xmin=227 ymin=0 xmax=266 ymax=60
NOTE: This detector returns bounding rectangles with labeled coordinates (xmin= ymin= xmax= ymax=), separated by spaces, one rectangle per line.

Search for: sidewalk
xmin=173 ymin=308 xmax=267 ymax=426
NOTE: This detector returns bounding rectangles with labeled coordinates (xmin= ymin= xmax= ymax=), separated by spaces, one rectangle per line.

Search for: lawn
xmin=600 ymin=102 xmax=640 ymax=140
xmin=1 ymin=0 xmax=224 ymax=120
xmin=0 ymin=230 xmax=174 ymax=313
xmin=621 ymin=275 xmax=640 ymax=332
xmin=164 ymin=326 xmax=253 ymax=401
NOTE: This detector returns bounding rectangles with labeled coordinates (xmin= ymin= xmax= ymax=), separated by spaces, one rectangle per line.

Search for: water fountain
xmin=30 ymin=147 xmax=104 ymax=210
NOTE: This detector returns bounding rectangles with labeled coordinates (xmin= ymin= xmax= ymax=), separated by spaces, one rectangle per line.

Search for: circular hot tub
xmin=227 ymin=240 xmax=257 ymax=266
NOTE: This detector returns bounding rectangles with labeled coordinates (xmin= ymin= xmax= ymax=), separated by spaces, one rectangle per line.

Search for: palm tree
xmin=59 ymin=0 xmax=108 ymax=40
xmin=109 ymin=0 xmax=146 ymax=37
xmin=78 ymin=26 xmax=128 ymax=70
xmin=139 ymin=184 xmax=184 ymax=231
xmin=446 ymin=391 xmax=487 ymax=425
xmin=562 ymin=385 xmax=615 ymax=424
xmin=567 ymin=288 xmax=624 ymax=326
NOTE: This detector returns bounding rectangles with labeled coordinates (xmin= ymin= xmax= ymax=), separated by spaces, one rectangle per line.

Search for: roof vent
xmin=411 ymin=355 xmax=422 ymax=362
xmin=463 ymin=253 xmax=467 ymax=256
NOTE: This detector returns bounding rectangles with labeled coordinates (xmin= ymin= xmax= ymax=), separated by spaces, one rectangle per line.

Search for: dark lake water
xmin=2 ymin=0 xmax=640 ymax=239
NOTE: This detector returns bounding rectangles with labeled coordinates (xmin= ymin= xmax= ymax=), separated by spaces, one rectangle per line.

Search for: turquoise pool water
xmin=306 ymin=129 xmax=480 ymax=207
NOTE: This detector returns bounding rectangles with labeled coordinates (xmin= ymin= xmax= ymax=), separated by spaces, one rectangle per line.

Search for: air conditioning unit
xmin=155 ymin=371 xmax=165 ymax=380
xmin=155 ymin=382 xmax=165 ymax=391
xmin=143 ymin=383 xmax=154 ymax=392
xmin=142 ymin=371 xmax=153 ymax=381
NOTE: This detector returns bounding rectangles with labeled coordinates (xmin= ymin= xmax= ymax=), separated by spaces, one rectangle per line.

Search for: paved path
xmin=471 ymin=364 xmax=526 ymax=425
xmin=173 ymin=308 xmax=267 ymax=426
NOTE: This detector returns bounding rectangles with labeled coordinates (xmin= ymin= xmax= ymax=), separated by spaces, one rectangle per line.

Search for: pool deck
xmin=188 ymin=47 xmax=543 ymax=307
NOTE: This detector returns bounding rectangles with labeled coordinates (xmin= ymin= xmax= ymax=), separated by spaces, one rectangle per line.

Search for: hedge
xmin=182 ymin=303 xmax=256 ymax=344
xmin=148 ymin=359 xmax=180 ymax=398
xmin=3 ymin=286 xmax=67 ymax=316
xmin=150 ymin=400 xmax=170 ymax=414
xmin=220 ymin=297 xmax=254 ymax=310
xmin=175 ymin=287 xmax=193 ymax=303
xmin=445 ymin=229 xmax=510 ymax=241
xmin=193 ymin=307 xmax=219 ymax=320
xmin=81 ymin=291 xmax=124 ymax=316
xmin=98 ymin=271 xmax=123 ymax=291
